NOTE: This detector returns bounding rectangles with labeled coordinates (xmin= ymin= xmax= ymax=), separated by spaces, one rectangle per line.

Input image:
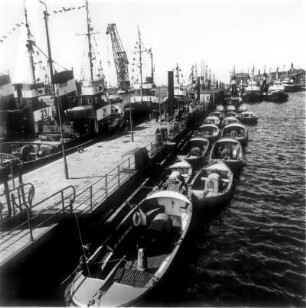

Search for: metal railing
xmin=0 ymin=118 xmax=188 ymax=253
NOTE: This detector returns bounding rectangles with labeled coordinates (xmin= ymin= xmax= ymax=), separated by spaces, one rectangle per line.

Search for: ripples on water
xmin=161 ymin=92 xmax=306 ymax=307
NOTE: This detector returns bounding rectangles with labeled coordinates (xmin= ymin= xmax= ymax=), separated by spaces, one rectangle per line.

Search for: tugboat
xmin=65 ymin=0 xmax=116 ymax=136
xmin=128 ymin=28 xmax=160 ymax=121
xmin=242 ymin=67 xmax=263 ymax=103
xmin=266 ymin=69 xmax=289 ymax=103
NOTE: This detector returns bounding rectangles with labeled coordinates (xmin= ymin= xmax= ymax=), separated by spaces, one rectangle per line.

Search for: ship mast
xmin=137 ymin=26 xmax=143 ymax=102
xmin=40 ymin=0 xmax=55 ymax=94
xmin=85 ymin=0 xmax=94 ymax=85
xmin=24 ymin=0 xmax=36 ymax=84
xmin=175 ymin=63 xmax=180 ymax=85
xmin=149 ymin=49 xmax=154 ymax=83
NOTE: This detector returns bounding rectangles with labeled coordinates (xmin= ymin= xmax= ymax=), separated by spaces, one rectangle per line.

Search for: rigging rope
xmin=73 ymin=212 xmax=91 ymax=278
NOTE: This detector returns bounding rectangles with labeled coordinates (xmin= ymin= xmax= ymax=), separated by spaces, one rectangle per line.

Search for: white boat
xmin=208 ymin=111 xmax=224 ymax=119
xmin=237 ymin=104 xmax=247 ymax=113
xmin=221 ymin=123 xmax=248 ymax=146
xmin=65 ymin=187 xmax=192 ymax=307
xmin=221 ymin=116 xmax=241 ymax=127
xmin=196 ymin=124 xmax=220 ymax=143
xmin=225 ymin=105 xmax=236 ymax=112
xmin=216 ymin=105 xmax=225 ymax=112
xmin=269 ymin=79 xmax=285 ymax=91
xmin=209 ymin=138 xmax=244 ymax=173
xmin=168 ymin=160 xmax=193 ymax=183
xmin=203 ymin=115 xmax=220 ymax=127
xmin=190 ymin=160 xmax=233 ymax=208
xmin=184 ymin=136 xmax=210 ymax=168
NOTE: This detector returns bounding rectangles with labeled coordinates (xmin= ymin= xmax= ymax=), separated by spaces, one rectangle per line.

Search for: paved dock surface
xmin=0 ymin=119 xmax=169 ymax=266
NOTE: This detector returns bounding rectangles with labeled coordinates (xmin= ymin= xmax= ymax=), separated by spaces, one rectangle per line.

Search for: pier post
xmin=118 ymin=166 xmax=120 ymax=186
xmin=61 ymin=190 xmax=65 ymax=213
xmin=89 ymin=186 xmax=93 ymax=212
xmin=3 ymin=179 xmax=12 ymax=218
xmin=105 ymin=174 xmax=108 ymax=198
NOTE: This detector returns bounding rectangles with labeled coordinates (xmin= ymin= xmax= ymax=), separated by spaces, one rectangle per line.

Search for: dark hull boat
xmin=242 ymin=91 xmax=263 ymax=103
xmin=183 ymin=136 xmax=210 ymax=169
xmin=265 ymin=90 xmax=288 ymax=103
xmin=238 ymin=111 xmax=258 ymax=125
xmin=65 ymin=177 xmax=192 ymax=307
xmin=209 ymin=137 xmax=244 ymax=174
xmin=190 ymin=161 xmax=233 ymax=209
xmin=221 ymin=123 xmax=248 ymax=147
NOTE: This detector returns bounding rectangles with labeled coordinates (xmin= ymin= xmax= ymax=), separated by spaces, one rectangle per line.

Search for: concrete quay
xmin=0 ymin=118 xmax=178 ymax=267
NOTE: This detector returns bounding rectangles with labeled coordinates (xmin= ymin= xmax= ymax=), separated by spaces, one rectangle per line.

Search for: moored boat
xmin=216 ymin=104 xmax=225 ymax=112
xmin=209 ymin=138 xmax=244 ymax=173
xmin=224 ymin=111 xmax=238 ymax=118
xmin=221 ymin=116 xmax=241 ymax=127
xmin=208 ymin=111 xmax=224 ymax=119
xmin=190 ymin=160 xmax=233 ymax=209
xmin=202 ymin=115 xmax=220 ymax=127
xmin=225 ymin=105 xmax=236 ymax=112
xmin=196 ymin=124 xmax=220 ymax=143
xmin=184 ymin=136 xmax=210 ymax=168
xmin=168 ymin=160 xmax=193 ymax=183
xmin=242 ymin=79 xmax=263 ymax=103
xmin=265 ymin=89 xmax=288 ymax=103
xmin=237 ymin=104 xmax=247 ymax=113
xmin=65 ymin=183 xmax=192 ymax=307
xmin=238 ymin=111 xmax=258 ymax=125
xmin=221 ymin=123 xmax=248 ymax=146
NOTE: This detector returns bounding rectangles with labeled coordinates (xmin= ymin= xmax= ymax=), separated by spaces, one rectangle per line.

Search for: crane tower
xmin=106 ymin=23 xmax=130 ymax=91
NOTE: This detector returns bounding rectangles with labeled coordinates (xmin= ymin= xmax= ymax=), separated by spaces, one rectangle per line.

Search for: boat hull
xmin=265 ymin=90 xmax=289 ymax=102
xmin=242 ymin=91 xmax=263 ymax=103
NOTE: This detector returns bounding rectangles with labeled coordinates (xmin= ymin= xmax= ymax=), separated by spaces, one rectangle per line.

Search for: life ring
xmin=133 ymin=212 xmax=141 ymax=227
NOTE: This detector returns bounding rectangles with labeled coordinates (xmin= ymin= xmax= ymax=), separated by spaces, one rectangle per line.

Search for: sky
xmin=0 ymin=0 xmax=305 ymax=86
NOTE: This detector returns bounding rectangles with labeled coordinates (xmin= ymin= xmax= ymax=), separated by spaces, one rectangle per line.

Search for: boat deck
xmin=113 ymin=254 xmax=168 ymax=288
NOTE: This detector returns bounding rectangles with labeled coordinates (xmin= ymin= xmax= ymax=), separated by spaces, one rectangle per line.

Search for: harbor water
xmin=154 ymin=92 xmax=305 ymax=307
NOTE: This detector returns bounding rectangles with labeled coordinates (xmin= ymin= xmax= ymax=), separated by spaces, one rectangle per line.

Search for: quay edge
xmin=0 ymin=89 xmax=224 ymax=305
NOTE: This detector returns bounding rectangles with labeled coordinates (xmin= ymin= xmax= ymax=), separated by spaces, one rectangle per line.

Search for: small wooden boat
xmin=196 ymin=124 xmax=220 ymax=143
xmin=208 ymin=111 xmax=224 ymax=119
xmin=224 ymin=111 xmax=238 ymax=118
xmin=237 ymin=104 xmax=247 ymax=113
xmin=168 ymin=160 xmax=193 ymax=183
xmin=225 ymin=105 xmax=236 ymax=112
xmin=216 ymin=105 xmax=225 ymax=112
xmin=209 ymin=138 xmax=244 ymax=173
xmin=221 ymin=123 xmax=248 ymax=146
xmin=185 ymin=136 xmax=210 ymax=168
xmin=190 ymin=160 xmax=233 ymax=208
xmin=221 ymin=116 xmax=241 ymax=127
xmin=65 ymin=183 xmax=192 ymax=307
xmin=203 ymin=115 xmax=220 ymax=127
xmin=238 ymin=111 xmax=258 ymax=125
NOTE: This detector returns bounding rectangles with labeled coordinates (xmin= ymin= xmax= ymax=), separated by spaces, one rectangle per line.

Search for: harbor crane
xmin=106 ymin=23 xmax=130 ymax=91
